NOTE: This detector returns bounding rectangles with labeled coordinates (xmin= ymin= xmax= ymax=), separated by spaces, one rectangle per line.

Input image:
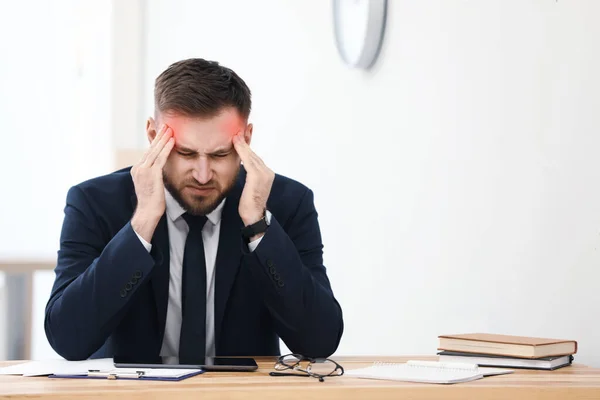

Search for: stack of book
xmin=437 ymin=333 xmax=577 ymax=370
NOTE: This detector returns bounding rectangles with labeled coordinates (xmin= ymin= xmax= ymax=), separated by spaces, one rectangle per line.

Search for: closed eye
xmin=211 ymin=152 xmax=231 ymax=158
xmin=177 ymin=151 xmax=196 ymax=158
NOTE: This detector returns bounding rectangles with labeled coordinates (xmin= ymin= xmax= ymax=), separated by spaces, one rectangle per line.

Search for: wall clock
xmin=333 ymin=0 xmax=387 ymax=69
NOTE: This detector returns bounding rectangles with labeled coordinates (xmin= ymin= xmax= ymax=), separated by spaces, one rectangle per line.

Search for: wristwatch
xmin=241 ymin=210 xmax=271 ymax=240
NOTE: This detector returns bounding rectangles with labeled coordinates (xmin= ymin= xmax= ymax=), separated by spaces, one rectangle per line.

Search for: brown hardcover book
xmin=438 ymin=333 xmax=578 ymax=359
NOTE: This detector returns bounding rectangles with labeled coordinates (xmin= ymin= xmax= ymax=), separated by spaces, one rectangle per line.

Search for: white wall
xmin=0 ymin=273 xmax=6 ymax=360
xmin=0 ymin=0 xmax=114 ymax=359
xmin=0 ymin=0 xmax=113 ymax=259
xmin=143 ymin=0 xmax=600 ymax=366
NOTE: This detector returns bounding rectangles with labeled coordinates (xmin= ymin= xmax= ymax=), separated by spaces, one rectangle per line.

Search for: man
xmin=44 ymin=58 xmax=343 ymax=362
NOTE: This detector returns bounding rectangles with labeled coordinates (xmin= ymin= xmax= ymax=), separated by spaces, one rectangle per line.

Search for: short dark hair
xmin=154 ymin=58 xmax=252 ymax=119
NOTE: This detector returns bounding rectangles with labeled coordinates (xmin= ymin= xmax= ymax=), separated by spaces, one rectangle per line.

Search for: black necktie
xmin=179 ymin=213 xmax=208 ymax=364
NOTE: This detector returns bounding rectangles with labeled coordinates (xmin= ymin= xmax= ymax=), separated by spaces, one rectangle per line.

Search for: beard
xmin=163 ymin=166 xmax=239 ymax=216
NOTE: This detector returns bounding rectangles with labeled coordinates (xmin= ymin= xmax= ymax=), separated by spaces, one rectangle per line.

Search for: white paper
xmin=0 ymin=358 xmax=114 ymax=376
xmin=345 ymin=361 xmax=513 ymax=384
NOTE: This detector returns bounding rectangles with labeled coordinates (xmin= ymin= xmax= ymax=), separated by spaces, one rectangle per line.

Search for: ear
xmin=146 ymin=117 xmax=158 ymax=143
xmin=244 ymin=123 xmax=253 ymax=146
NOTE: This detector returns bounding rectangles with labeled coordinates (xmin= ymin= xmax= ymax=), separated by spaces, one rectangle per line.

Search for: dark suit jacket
xmin=44 ymin=166 xmax=343 ymax=361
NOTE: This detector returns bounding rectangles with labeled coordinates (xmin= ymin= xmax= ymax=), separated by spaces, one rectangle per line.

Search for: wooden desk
xmin=1 ymin=356 xmax=600 ymax=400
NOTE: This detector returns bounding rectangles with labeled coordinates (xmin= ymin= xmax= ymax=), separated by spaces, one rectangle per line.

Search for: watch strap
xmin=241 ymin=216 xmax=269 ymax=239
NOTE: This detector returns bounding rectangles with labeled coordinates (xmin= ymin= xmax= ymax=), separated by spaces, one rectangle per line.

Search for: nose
xmin=191 ymin=156 xmax=213 ymax=185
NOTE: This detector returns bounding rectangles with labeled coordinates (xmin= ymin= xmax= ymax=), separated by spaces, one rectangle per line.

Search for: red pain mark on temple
xmin=217 ymin=114 xmax=245 ymax=140
xmin=161 ymin=119 xmax=180 ymax=143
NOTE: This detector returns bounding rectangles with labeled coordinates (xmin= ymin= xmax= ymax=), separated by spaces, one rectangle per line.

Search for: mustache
xmin=183 ymin=180 xmax=217 ymax=190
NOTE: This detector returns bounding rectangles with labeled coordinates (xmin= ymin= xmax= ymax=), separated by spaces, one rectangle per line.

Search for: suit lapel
xmin=150 ymin=214 xmax=170 ymax=346
xmin=131 ymin=190 xmax=171 ymax=347
xmin=214 ymin=171 xmax=245 ymax=350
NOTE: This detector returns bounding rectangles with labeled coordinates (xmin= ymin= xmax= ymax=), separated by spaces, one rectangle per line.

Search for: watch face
xmin=265 ymin=210 xmax=272 ymax=225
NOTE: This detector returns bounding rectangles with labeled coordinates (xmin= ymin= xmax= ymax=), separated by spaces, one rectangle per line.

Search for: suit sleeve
xmin=44 ymin=186 xmax=156 ymax=360
xmin=241 ymin=188 xmax=344 ymax=358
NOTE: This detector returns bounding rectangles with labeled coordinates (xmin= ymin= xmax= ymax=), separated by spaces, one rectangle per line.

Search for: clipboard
xmin=48 ymin=368 xmax=204 ymax=381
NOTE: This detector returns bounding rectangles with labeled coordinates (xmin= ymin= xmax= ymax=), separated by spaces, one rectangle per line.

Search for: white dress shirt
xmin=134 ymin=189 xmax=262 ymax=360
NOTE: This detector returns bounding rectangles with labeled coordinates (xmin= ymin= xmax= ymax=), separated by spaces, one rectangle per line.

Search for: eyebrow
xmin=174 ymin=144 xmax=198 ymax=154
xmin=207 ymin=146 xmax=233 ymax=155
xmin=175 ymin=144 xmax=233 ymax=155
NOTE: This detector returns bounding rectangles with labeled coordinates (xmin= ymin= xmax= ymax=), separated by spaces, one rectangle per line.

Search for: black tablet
xmin=113 ymin=355 xmax=258 ymax=371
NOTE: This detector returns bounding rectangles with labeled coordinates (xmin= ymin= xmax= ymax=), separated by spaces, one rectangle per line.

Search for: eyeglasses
xmin=269 ymin=353 xmax=344 ymax=382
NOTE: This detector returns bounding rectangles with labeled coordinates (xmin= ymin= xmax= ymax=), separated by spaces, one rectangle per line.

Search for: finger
xmin=235 ymin=133 xmax=267 ymax=169
xmin=147 ymin=124 xmax=170 ymax=154
xmin=142 ymin=128 xmax=171 ymax=167
xmin=249 ymin=151 xmax=265 ymax=167
xmin=233 ymin=132 xmax=254 ymax=164
xmin=153 ymin=123 xmax=169 ymax=143
xmin=143 ymin=127 xmax=173 ymax=167
xmin=155 ymin=137 xmax=175 ymax=168
xmin=140 ymin=124 xmax=168 ymax=164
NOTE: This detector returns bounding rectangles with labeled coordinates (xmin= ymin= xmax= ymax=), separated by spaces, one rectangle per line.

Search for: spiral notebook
xmin=345 ymin=361 xmax=513 ymax=384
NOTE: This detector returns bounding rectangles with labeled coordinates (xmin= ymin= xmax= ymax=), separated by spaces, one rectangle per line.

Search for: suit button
xmin=267 ymin=259 xmax=274 ymax=267
xmin=130 ymin=277 xmax=138 ymax=285
xmin=277 ymin=281 xmax=285 ymax=287
xmin=125 ymin=283 xmax=133 ymax=291
xmin=134 ymin=270 xmax=143 ymax=279
xmin=273 ymin=273 xmax=280 ymax=281
xmin=120 ymin=289 xmax=127 ymax=298
xmin=269 ymin=266 xmax=276 ymax=275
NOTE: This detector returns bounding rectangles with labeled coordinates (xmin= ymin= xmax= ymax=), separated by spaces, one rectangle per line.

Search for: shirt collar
xmin=164 ymin=188 xmax=225 ymax=226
